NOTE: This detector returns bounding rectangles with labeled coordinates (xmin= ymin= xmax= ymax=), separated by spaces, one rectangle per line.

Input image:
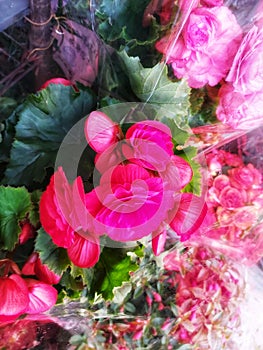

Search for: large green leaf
xmin=0 ymin=186 xmax=31 ymax=250
xmin=119 ymin=51 xmax=191 ymax=127
xmin=3 ymin=85 xmax=96 ymax=188
xmin=35 ymin=228 xmax=71 ymax=275
xmin=90 ymin=247 xmax=138 ymax=300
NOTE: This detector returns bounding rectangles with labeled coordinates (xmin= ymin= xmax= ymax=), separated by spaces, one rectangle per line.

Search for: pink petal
xmin=84 ymin=111 xmax=122 ymax=153
xmin=169 ymin=193 xmax=207 ymax=241
xmin=171 ymin=155 xmax=193 ymax=189
xmin=35 ymin=256 xmax=61 ymax=285
xmin=67 ymin=233 xmax=100 ymax=268
xmin=152 ymin=230 xmax=167 ymax=256
xmin=0 ymin=275 xmax=29 ymax=316
xmin=25 ymin=279 xmax=57 ymax=314
xmin=22 ymin=252 xmax=38 ymax=276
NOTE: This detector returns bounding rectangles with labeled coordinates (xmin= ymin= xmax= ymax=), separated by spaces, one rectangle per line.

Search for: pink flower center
xmin=187 ymin=22 xmax=209 ymax=48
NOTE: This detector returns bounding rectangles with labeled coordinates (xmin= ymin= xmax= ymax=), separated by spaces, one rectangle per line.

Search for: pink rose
xmin=228 ymin=163 xmax=262 ymax=190
xmin=216 ymin=84 xmax=263 ymax=129
xmin=219 ymin=185 xmax=246 ymax=209
xmin=156 ymin=6 xmax=242 ymax=88
xmin=227 ymin=26 xmax=263 ymax=95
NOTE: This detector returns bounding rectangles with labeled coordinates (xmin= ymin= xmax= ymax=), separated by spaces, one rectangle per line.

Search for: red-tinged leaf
xmin=85 ymin=111 xmax=122 ymax=153
xmin=25 ymin=279 xmax=57 ymax=314
xmin=39 ymin=78 xmax=73 ymax=90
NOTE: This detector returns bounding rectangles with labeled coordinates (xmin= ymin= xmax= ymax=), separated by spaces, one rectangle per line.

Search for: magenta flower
xmin=156 ymin=6 xmax=242 ymax=88
xmin=39 ymin=167 xmax=100 ymax=268
xmin=85 ymin=163 xmax=176 ymax=241
xmin=228 ymin=164 xmax=262 ymax=190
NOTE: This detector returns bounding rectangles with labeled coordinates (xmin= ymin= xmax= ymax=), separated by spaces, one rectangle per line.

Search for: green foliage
xmin=2 ymin=85 xmax=96 ymax=188
xmin=0 ymin=186 xmax=31 ymax=250
xmin=90 ymin=247 xmax=139 ymax=300
xmin=0 ymin=97 xmax=17 ymax=122
xmin=119 ymin=51 xmax=191 ymax=127
xmin=35 ymin=228 xmax=71 ymax=275
xmin=96 ymin=0 xmax=153 ymax=44
xmin=29 ymin=190 xmax=42 ymax=226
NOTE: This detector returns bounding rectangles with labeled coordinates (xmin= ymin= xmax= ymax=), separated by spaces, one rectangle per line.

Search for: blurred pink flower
xmin=228 ymin=163 xmax=262 ymax=190
xmin=40 ymin=167 xmax=100 ymax=268
xmin=227 ymin=25 xmax=263 ymax=95
xmin=156 ymin=6 xmax=242 ymax=87
xmin=216 ymin=83 xmax=263 ymax=129
xmin=164 ymin=246 xmax=243 ymax=346
xmin=219 ymin=185 xmax=246 ymax=209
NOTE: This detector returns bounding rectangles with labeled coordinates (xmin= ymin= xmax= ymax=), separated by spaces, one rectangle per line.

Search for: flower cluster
xmin=156 ymin=1 xmax=242 ymax=88
xmin=164 ymin=246 xmax=243 ymax=347
xmin=0 ymin=259 xmax=58 ymax=322
xmin=194 ymin=149 xmax=263 ymax=264
xmin=40 ymin=112 xmax=207 ymax=267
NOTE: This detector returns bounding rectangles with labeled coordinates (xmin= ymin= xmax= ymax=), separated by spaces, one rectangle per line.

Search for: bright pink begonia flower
xmin=39 ymin=167 xmax=100 ymax=268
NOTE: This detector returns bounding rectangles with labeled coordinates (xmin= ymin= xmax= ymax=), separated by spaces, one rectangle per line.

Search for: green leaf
xmin=119 ymin=51 xmax=191 ymax=127
xmin=97 ymin=0 xmax=151 ymax=43
xmin=0 ymin=186 xmax=31 ymax=250
xmin=0 ymin=97 xmax=17 ymax=122
xmin=3 ymin=85 xmax=96 ymax=188
xmin=35 ymin=227 xmax=71 ymax=275
xmin=29 ymin=190 xmax=42 ymax=226
xmin=177 ymin=146 xmax=202 ymax=195
xmin=90 ymin=247 xmax=138 ymax=300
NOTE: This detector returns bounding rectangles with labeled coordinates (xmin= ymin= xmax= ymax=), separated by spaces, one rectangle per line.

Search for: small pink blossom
xmin=219 ymin=185 xmax=246 ymax=209
xmin=228 ymin=164 xmax=262 ymax=190
xmin=216 ymin=83 xmax=263 ymax=130
xmin=156 ymin=6 xmax=242 ymax=87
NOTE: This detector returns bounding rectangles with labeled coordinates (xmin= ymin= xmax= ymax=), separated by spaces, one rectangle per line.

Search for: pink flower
xmin=213 ymin=174 xmax=230 ymax=191
xmin=85 ymin=163 xmax=176 ymax=241
xmin=216 ymin=83 xmax=263 ymax=129
xmin=227 ymin=25 xmax=263 ymax=95
xmin=22 ymin=253 xmax=61 ymax=285
xmin=163 ymin=246 xmax=243 ymax=346
xmin=40 ymin=167 xmax=100 ymax=268
xmin=228 ymin=164 xmax=262 ymax=190
xmin=156 ymin=6 xmax=242 ymax=88
xmin=219 ymin=185 xmax=246 ymax=209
